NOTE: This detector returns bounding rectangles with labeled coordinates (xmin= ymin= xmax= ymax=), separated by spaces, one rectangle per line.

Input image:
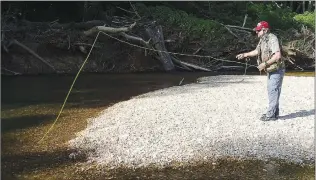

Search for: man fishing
xmin=236 ymin=21 xmax=285 ymax=121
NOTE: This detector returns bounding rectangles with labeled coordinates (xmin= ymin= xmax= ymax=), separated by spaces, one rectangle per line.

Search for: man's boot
xmin=260 ymin=114 xmax=277 ymax=121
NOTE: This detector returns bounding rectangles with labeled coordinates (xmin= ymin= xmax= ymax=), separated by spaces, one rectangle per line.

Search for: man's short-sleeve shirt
xmin=256 ymin=33 xmax=280 ymax=62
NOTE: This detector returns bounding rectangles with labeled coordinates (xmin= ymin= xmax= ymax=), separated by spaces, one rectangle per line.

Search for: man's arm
xmin=257 ymin=51 xmax=281 ymax=71
xmin=244 ymin=49 xmax=259 ymax=58
xmin=236 ymin=49 xmax=259 ymax=60
xmin=265 ymin=51 xmax=281 ymax=66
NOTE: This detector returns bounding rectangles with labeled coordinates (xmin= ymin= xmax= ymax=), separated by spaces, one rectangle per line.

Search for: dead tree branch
xmin=2 ymin=44 xmax=9 ymax=53
xmin=224 ymin=26 xmax=239 ymax=39
xmin=67 ymin=35 xmax=70 ymax=49
xmin=242 ymin=14 xmax=248 ymax=27
xmin=84 ymin=22 xmax=136 ymax=36
xmin=172 ymin=57 xmax=212 ymax=72
xmin=171 ymin=56 xmax=192 ymax=71
xmin=129 ymin=2 xmax=141 ymax=20
xmin=193 ymin=47 xmax=202 ymax=55
xmin=73 ymin=43 xmax=102 ymax=48
xmin=287 ymin=57 xmax=305 ymax=70
xmin=116 ymin=6 xmax=136 ymax=14
xmin=11 ymin=39 xmax=56 ymax=71
xmin=1 ymin=67 xmax=21 ymax=75
xmin=219 ymin=23 xmax=239 ymax=39
xmin=226 ymin=25 xmax=253 ymax=31
xmin=120 ymin=32 xmax=150 ymax=47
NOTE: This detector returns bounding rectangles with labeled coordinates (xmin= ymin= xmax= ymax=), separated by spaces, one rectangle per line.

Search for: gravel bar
xmin=69 ymin=75 xmax=314 ymax=168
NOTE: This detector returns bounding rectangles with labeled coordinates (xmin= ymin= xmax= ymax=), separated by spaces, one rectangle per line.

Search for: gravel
xmin=69 ymin=75 xmax=314 ymax=168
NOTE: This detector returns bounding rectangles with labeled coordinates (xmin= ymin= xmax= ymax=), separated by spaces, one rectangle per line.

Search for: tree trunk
xmin=145 ymin=25 xmax=175 ymax=72
xmin=307 ymin=1 xmax=312 ymax=11
xmin=83 ymin=1 xmax=88 ymax=22
xmin=296 ymin=3 xmax=302 ymax=13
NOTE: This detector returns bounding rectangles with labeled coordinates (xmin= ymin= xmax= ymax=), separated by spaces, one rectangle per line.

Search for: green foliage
xmin=246 ymin=3 xmax=315 ymax=31
xmin=247 ymin=3 xmax=299 ymax=30
xmin=206 ymin=2 xmax=248 ymax=25
xmin=294 ymin=12 xmax=315 ymax=29
xmin=136 ymin=2 xmax=314 ymax=38
xmin=134 ymin=2 xmax=314 ymax=56
xmin=136 ymin=4 xmax=226 ymax=40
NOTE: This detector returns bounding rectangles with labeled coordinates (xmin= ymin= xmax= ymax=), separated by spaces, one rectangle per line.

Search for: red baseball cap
xmin=254 ymin=21 xmax=270 ymax=31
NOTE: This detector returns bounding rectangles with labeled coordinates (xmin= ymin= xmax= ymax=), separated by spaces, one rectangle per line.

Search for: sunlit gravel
xmin=69 ymin=75 xmax=314 ymax=168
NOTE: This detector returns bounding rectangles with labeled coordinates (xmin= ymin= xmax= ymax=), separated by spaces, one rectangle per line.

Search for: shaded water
xmin=2 ymin=72 xmax=207 ymax=107
xmin=1 ymin=71 xmax=315 ymax=179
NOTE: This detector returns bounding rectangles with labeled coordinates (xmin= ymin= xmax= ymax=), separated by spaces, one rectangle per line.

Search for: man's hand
xmin=257 ymin=62 xmax=266 ymax=71
xmin=236 ymin=53 xmax=245 ymax=60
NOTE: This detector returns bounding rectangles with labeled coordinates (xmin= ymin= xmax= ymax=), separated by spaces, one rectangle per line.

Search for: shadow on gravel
xmin=279 ymin=109 xmax=315 ymax=120
xmin=75 ymin=159 xmax=314 ymax=180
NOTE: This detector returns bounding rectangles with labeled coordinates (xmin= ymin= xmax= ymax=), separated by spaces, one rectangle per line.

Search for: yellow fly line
xmin=38 ymin=31 xmax=101 ymax=143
